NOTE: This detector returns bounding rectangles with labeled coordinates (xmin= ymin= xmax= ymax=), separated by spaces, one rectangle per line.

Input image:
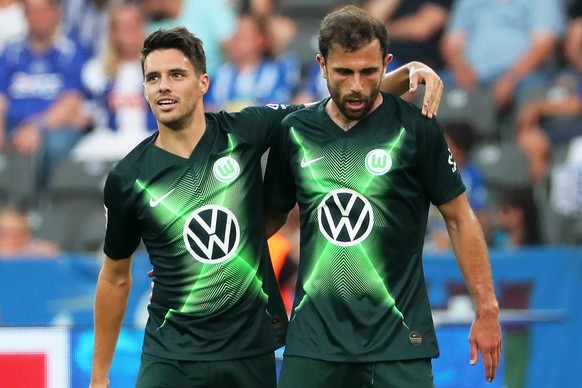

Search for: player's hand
xmin=407 ymin=61 xmax=444 ymax=119
xmin=468 ymin=313 xmax=502 ymax=382
xmin=147 ymin=269 xmax=154 ymax=301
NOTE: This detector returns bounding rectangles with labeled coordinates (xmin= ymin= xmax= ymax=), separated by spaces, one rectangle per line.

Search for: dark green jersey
xmin=264 ymin=93 xmax=465 ymax=362
xmin=103 ymin=104 xmax=302 ymax=361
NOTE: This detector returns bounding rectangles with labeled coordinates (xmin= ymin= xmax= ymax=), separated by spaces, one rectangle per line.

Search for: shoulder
xmin=210 ymin=104 xmax=305 ymax=127
xmin=108 ymin=134 xmax=156 ymax=180
xmin=51 ymin=33 xmax=89 ymax=66
xmin=0 ymin=37 xmax=27 ymax=63
xmin=379 ymin=93 xmax=444 ymax=141
xmin=281 ymin=100 xmax=323 ymax=126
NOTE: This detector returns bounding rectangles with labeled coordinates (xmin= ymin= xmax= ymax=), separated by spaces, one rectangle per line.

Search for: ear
xmin=383 ymin=54 xmax=393 ymax=73
xmin=316 ymin=54 xmax=327 ymax=80
xmin=199 ymin=73 xmax=210 ymax=95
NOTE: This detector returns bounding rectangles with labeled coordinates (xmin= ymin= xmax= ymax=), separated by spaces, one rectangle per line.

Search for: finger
xmin=147 ymin=269 xmax=154 ymax=278
xmin=409 ymin=75 xmax=419 ymax=93
xmin=483 ymin=352 xmax=495 ymax=382
xmin=428 ymin=80 xmax=443 ymax=118
xmin=469 ymin=340 xmax=478 ymax=366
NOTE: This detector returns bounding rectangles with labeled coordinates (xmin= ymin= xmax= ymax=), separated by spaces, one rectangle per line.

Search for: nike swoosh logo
xmin=300 ymin=156 xmax=324 ymax=168
xmin=149 ymin=188 xmax=175 ymax=207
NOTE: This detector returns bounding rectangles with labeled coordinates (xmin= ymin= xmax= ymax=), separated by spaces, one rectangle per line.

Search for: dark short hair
xmin=318 ymin=5 xmax=389 ymax=60
xmin=444 ymin=122 xmax=477 ymax=152
xmin=141 ymin=27 xmax=207 ymax=76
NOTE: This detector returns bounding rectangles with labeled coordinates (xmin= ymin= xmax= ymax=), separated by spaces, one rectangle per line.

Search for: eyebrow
xmin=144 ymin=67 xmax=190 ymax=77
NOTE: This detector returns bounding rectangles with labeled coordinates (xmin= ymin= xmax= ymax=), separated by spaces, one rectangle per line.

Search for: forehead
xmin=144 ymin=48 xmax=194 ymax=73
xmin=326 ymin=40 xmax=384 ymax=69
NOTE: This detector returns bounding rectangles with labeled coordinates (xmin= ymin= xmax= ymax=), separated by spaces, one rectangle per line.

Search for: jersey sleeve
xmin=103 ymin=167 xmax=142 ymax=259
xmin=263 ymin=123 xmax=297 ymax=214
xmin=232 ymin=104 xmax=304 ymax=152
xmin=416 ymin=117 xmax=466 ymax=206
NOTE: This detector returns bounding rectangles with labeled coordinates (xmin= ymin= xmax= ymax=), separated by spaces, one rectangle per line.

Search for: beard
xmin=328 ymin=84 xmax=381 ymax=122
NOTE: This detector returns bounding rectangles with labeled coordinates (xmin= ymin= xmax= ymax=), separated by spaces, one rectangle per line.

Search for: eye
xmin=362 ymin=69 xmax=378 ymax=76
xmin=145 ymin=74 xmax=159 ymax=82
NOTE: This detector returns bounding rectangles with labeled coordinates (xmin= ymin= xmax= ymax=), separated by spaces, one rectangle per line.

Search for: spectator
xmin=61 ymin=0 xmax=116 ymax=57
xmin=425 ymin=121 xmax=489 ymax=251
xmin=489 ymin=185 xmax=540 ymax=388
xmin=0 ymin=0 xmax=89 ymax=187
xmin=515 ymin=1 xmax=582 ymax=183
xmin=238 ymin=0 xmax=297 ymax=57
xmin=71 ymin=3 xmax=155 ymax=162
xmin=491 ymin=186 xmax=541 ymax=248
xmin=440 ymin=0 xmax=565 ymax=113
xmin=365 ymin=0 xmax=452 ymax=71
xmin=0 ymin=207 xmax=59 ymax=257
xmin=205 ymin=12 xmax=297 ymax=112
xmin=0 ymin=0 xmax=27 ymax=50
xmin=142 ymin=0 xmax=236 ymax=77
xmin=564 ymin=0 xmax=582 ymax=75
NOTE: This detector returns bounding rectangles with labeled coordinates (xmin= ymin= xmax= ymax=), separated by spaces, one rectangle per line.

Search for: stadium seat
xmin=438 ymin=87 xmax=498 ymax=140
xmin=0 ymin=151 xmax=37 ymax=209
xmin=472 ymin=140 xmax=529 ymax=190
xmin=34 ymin=159 xmax=114 ymax=253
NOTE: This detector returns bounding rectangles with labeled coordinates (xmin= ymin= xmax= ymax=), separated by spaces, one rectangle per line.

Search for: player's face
xmin=143 ymin=48 xmax=209 ymax=131
xmin=318 ymin=40 xmax=390 ymax=121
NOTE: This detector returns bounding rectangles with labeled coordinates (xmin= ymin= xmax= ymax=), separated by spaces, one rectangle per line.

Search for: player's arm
xmin=380 ymin=61 xmax=444 ymax=118
xmin=90 ymin=256 xmax=133 ymax=388
xmin=437 ymin=193 xmax=502 ymax=383
xmin=265 ymin=211 xmax=290 ymax=239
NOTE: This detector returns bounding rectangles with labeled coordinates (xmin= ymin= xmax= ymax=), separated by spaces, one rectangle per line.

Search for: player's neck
xmin=325 ymin=102 xmax=358 ymax=132
xmin=325 ymin=94 xmax=383 ymax=132
xmin=155 ymin=114 xmax=207 ymax=159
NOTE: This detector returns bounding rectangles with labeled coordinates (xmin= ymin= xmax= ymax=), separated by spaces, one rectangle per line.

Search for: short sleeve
xmin=103 ymin=168 xmax=141 ymax=259
xmin=416 ymin=118 xmax=466 ymax=206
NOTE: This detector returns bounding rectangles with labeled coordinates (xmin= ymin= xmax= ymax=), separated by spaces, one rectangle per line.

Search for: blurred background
xmin=1 ymin=0 xmax=581 ymax=387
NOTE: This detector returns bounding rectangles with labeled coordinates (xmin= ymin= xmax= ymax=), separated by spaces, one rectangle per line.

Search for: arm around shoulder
xmin=381 ymin=61 xmax=443 ymax=118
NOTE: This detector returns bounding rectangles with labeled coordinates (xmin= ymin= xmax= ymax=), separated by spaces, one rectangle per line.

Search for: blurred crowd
xmin=1 ymin=0 xmax=582 ymax=264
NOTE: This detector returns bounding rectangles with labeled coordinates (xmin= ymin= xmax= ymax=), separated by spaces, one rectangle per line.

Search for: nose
xmin=350 ymin=74 xmax=364 ymax=93
xmin=158 ymin=74 xmax=171 ymax=92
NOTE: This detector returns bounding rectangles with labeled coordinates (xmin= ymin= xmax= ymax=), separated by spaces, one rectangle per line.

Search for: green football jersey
xmin=103 ymin=104 xmax=301 ymax=361
xmin=264 ymin=93 xmax=466 ymax=362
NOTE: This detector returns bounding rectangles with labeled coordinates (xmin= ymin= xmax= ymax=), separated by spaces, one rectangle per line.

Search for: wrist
xmin=475 ymin=302 xmax=500 ymax=318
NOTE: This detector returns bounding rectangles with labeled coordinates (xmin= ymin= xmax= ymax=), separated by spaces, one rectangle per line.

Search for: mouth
xmin=157 ymin=97 xmax=178 ymax=111
xmin=346 ymin=100 xmax=365 ymax=111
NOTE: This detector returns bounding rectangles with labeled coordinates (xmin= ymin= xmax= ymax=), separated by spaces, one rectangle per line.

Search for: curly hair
xmin=318 ymin=5 xmax=389 ymax=60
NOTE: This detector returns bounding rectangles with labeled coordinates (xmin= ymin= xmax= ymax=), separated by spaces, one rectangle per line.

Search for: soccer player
xmin=90 ymin=27 xmax=444 ymax=388
xmin=264 ymin=5 xmax=502 ymax=387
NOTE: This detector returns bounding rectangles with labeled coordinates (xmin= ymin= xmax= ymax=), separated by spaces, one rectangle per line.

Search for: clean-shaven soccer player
xmin=90 ymin=26 xmax=444 ymax=388
xmin=264 ymin=6 xmax=502 ymax=388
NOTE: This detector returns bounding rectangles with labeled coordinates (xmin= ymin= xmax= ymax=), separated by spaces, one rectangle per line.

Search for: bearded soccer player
xmin=89 ymin=26 xmax=445 ymax=388
xmin=264 ymin=6 xmax=502 ymax=388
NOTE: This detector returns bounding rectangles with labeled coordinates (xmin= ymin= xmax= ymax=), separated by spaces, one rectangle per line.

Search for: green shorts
xmin=278 ymin=356 xmax=434 ymax=388
xmin=135 ymin=352 xmax=276 ymax=388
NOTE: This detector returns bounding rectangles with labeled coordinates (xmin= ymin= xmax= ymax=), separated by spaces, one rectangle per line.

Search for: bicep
xmin=437 ymin=193 xmax=474 ymax=229
xmin=99 ymin=256 xmax=133 ymax=285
